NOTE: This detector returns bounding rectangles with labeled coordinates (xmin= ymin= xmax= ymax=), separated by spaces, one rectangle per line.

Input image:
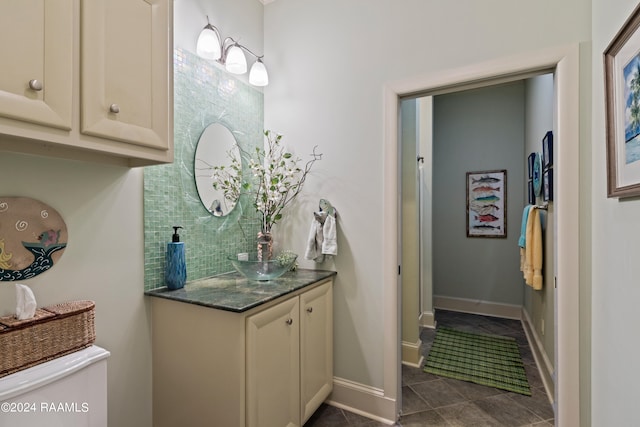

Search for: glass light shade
xmin=249 ymin=60 xmax=269 ymax=86
xmin=225 ymin=45 xmax=247 ymax=74
xmin=196 ymin=26 xmax=221 ymax=60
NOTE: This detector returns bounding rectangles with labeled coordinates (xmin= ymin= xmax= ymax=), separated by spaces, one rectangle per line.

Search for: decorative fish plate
xmin=0 ymin=197 xmax=67 ymax=281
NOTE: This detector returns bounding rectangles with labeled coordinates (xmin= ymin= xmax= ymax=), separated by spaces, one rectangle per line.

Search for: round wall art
xmin=0 ymin=197 xmax=68 ymax=281
xmin=532 ymin=153 xmax=543 ymax=197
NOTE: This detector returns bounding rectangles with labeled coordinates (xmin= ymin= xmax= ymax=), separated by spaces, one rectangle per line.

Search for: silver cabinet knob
xmin=109 ymin=104 xmax=120 ymax=114
xmin=285 ymin=318 xmax=293 ymax=325
xmin=306 ymin=307 xmax=313 ymax=313
xmin=28 ymin=79 xmax=43 ymax=91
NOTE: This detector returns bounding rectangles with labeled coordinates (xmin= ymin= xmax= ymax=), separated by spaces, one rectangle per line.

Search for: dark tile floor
xmin=305 ymin=310 xmax=555 ymax=427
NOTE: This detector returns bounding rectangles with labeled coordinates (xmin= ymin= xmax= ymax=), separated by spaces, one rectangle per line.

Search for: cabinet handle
xmin=109 ymin=104 xmax=120 ymax=114
xmin=306 ymin=307 xmax=313 ymax=313
xmin=28 ymin=79 xmax=43 ymax=91
xmin=285 ymin=318 xmax=293 ymax=325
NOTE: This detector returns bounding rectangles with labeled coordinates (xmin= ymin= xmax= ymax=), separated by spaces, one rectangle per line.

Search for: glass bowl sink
xmin=227 ymin=254 xmax=297 ymax=281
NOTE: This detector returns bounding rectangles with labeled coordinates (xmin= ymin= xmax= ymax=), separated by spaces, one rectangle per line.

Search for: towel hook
xmin=318 ymin=199 xmax=336 ymax=218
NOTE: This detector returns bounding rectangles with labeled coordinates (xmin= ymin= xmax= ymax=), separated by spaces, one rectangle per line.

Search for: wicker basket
xmin=0 ymin=300 xmax=96 ymax=378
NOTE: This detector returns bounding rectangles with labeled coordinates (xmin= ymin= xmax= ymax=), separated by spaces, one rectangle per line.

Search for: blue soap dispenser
xmin=166 ymin=226 xmax=186 ymax=290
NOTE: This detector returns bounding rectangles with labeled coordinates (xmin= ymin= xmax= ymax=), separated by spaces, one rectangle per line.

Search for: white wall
xmin=523 ymin=74 xmax=556 ymax=370
xmin=174 ymin=0 xmax=263 ymax=59
xmin=418 ymin=97 xmax=435 ymax=326
xmin=0 ymin=154 xmax=151 ymax=427
xmin=400 ymin=99 xmax=420 ymax=357
xmin=264 ymin=0 xmax=590 ymax=408
xmin=592 ymin=0 xmax=640 ymax=425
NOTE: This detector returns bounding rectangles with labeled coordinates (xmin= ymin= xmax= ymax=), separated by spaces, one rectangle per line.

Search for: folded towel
xmin=518 ymin=205 xmax=532 ymax=248
xmin=532 ymin=209 xmax=543 ymax=290
xmin=322 ymin=214 xmax=338 ymax=256
xmin=523 ymin=207 xmax=543 ymax=290
xmin=304 ymin=218 xmax=325 ymax=262
xmin=304 ymin=208 xmax=338 ymax=262
xmin=519 ymin=205 xmax=532 ymax=273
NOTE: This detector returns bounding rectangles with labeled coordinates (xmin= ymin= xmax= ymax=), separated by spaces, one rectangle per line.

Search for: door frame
xmin=382 ymin=44 xmax=581 ymax=426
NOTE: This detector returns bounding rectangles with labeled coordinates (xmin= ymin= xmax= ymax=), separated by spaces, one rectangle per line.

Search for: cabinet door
xmin=81 ymin=0 xmax=170 ymax=150
xmin=0 ymin=0 xmax=73 ymax=130
xmin=300 ymin=281 xmax=333 ymax=424
xmin=246 ymin=298 xmax=300 ymax=427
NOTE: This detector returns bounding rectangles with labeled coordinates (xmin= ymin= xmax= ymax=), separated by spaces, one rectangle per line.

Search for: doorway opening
xmin=382 ymin=45 xmax=581 ymax=427
xmin=399 ymin=74 xmax=556 ymax=420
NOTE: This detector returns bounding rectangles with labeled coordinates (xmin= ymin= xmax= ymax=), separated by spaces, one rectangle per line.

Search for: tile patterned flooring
xmin=305 ymin=310 xmax=555 ymax=427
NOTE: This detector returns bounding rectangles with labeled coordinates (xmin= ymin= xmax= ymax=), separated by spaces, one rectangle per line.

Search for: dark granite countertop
xmin=145 ymin=269 xmax=336 ymax=313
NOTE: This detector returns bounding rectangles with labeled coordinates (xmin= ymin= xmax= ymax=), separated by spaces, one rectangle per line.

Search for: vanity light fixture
xmin=196 ymin=16 xmax=269 ymax=87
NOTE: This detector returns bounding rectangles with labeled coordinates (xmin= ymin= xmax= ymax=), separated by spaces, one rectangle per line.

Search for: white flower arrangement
xmin=212 ymin=130 xmax=322 ymax=234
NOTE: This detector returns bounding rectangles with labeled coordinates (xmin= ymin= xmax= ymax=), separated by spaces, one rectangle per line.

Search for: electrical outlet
xmin=541 ymin=318 xmax=545 ymax=335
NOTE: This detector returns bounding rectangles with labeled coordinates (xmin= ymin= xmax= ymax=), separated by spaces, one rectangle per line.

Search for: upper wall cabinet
xmin=81 ymin=0 xmax=169 ymax=151
xmin=0 ymin=0 xmax=173 ymax=166
xmin=0 ymin=0 xmax=73 ymax=130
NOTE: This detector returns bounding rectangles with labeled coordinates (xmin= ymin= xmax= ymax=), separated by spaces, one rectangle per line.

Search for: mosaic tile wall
xmin=143 ymin=48 xmax=263 ymax=290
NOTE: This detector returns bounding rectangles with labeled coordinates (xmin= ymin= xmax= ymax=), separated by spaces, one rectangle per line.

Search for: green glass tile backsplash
xmin=143 ymin=48 xmax=263 ymax=291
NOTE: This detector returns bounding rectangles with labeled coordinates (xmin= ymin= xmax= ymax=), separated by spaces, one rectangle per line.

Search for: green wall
xmin=143 ymin=48 xmax=263 ymax=290
xmin=433 ymin=82 xmax=526 ymax=305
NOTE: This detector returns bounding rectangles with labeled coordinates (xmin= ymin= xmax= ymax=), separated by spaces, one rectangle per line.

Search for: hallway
xmin=306 ymin=310 xmax=554 ymax=426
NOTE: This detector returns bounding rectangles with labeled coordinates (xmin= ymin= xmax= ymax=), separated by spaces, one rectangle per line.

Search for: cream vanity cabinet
xmin=246 ymin=281 xmax=333 ymax=426
xmin=0 ymin=0 xmax=172 ymax=166
xmin=150 ymin=274 xmax=334 ymax=427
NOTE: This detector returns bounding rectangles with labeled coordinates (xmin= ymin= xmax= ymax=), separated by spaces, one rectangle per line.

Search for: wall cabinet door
xmin=246 ymin=297 xmax=300 ymax=427
xmin=0 ymin=0 xmax=73 ymax=130
xmin=300 ymin=281 xmax=333 ymax=424
xmin=81 ymin=0 xmax=170 ymax=150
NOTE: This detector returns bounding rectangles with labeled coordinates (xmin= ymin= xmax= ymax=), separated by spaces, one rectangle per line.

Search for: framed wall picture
xmin=528 ymin=180 xmax=535 ymax=204
xmin=542 ymin=131 xmax=553 ymax=169
xmin=466 ymin=170 xmax=507 ymax=238
xmin=527 ymin=153 xmax=536 ymax=179
xmin=532 ymin=152 xmax=543 ymax=197
xmin=543 ymin=169 xmax=554 ymax=201
xmin=605 ymin=3 xmax=640 ymax=198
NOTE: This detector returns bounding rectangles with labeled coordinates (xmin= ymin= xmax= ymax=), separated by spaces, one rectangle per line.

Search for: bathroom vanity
xmin=146 ymin=269 xmax=335 ymax=427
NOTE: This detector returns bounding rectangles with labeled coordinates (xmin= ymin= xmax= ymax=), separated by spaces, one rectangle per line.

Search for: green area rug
xmin=423 ymin=327 xmax=531 ymax=396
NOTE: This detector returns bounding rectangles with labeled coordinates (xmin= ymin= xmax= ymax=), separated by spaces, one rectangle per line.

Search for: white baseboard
xmin=401 ymin=339 xmax=424 ymax=367
xmin=326 ymin=377 xmax=397 ymax=425
xmin=420 ymin=310 xmax=436 ymax=328
xmin=521 ymin=308 xmax=555 ymax=404
xmin=433 ymin=295 xmax=522 ymax=319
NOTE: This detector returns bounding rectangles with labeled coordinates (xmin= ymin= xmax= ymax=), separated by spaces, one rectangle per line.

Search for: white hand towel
xmin=15 ymin=283 xmax=37 ymax=320
xmin=322 ymin=214 xmax=338 ymax=256
xmin=304 ymin=219 xmax=324 ymax=262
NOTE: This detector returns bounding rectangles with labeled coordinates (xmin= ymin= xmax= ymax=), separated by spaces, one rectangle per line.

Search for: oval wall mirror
xmin=194 ymin=123 xmax=241 ymax=217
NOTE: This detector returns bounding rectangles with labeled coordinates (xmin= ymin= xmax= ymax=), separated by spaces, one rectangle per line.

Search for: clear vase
xmin=257 ymin=231 xmax=273 ymax=261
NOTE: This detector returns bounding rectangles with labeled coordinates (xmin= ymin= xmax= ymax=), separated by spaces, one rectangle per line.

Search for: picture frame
xmin=466 ymin=170 xmax=507 ymax=238
xmin=527 ymin=153 xmax=536 ymax=179
xmin=542 ymin=131 xmax=553 ymax=169
xmin=528 ymin=180 xmax=535 ymax=205
xmin=604 ymin=3 xmax=640 ymax=198
xmin=543 ymin=169 xmax=553 ymax=202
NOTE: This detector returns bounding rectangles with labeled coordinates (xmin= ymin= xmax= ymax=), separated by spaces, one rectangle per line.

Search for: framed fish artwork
xmin=466 ymin=170 xmax=507 ymax=238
